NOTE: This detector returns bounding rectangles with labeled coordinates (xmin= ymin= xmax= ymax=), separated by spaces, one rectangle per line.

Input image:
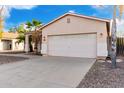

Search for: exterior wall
xmin=2 ymin=40 xmax=12 ymax=50
xmin=41 ymin=15 xmax=108 ymax=57
xmin=25 ymin=34 xmax=29 ymax=52
xmin=0 ymin=39 xmax=24 ymax=51
xmin=12 ymin=39 xmax=24 ymax=51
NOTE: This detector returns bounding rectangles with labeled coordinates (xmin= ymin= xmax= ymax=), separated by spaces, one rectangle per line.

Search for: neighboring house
xmin=0 ymin=32 xmax=24 ymax=51
xmin=25 ymin=13 xmax=111 ymax=59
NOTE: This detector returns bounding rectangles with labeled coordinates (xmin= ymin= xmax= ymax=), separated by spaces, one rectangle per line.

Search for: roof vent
xmin=67 ymin=18 xmax=70 ymax=23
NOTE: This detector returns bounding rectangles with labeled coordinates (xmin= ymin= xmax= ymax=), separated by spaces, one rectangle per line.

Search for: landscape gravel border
xmin=77 ymin=59 xmax=124 ymax=88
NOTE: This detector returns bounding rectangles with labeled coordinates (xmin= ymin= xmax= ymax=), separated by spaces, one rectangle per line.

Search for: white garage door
xmin=48 ymin=34 xmax=97 ymax=58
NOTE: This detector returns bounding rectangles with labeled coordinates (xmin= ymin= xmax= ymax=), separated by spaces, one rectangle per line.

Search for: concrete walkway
xmin=0 ymin=55 xmax=95 ymax=88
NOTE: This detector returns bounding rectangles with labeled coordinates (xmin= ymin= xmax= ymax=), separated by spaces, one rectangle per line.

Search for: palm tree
xmin=32 ymin=29 xmax=42 ymax=54
xmin=111 ymin=5 xmax=117 ymax=68
xmin=111 ymin=5 xmax=124 ymax=68
xmin=26 ymin=19 xmax=42 ymax=54
xmin=26 ymin=19 xmax=41 ymax=31
xmin=97 ymin=5 xmax=124 ymax=68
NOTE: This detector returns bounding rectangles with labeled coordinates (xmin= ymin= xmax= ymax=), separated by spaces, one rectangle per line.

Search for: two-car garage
xmin=48 ymin=33 xmax=97 ymax=58
xmin=41 ymin=13 xmax=110 ymax=59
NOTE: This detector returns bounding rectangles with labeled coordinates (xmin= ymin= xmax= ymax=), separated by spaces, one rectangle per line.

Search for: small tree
xmin=16 ymin=24 xmax=29 ymax=50
xmin=0 ymin=6 xmax=4 ymax=39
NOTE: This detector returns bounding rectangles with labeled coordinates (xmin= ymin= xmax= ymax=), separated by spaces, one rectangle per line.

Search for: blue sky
xmin=2 ymin=5 xmax=116 ymax=31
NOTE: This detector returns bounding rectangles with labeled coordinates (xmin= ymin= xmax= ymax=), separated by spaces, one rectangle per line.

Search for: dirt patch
xmin=77 ymin=59 xmax=124 ymax=88
xmin=0 ymin=55 xmax=28 ymax=65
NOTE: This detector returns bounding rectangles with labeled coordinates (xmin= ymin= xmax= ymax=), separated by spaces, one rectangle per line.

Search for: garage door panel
xmin=48 ymin=34 xmax=96 ymax=58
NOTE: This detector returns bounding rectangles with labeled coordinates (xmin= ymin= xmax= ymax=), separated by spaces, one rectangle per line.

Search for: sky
xmin=1 ymin=5 xmax=124 ymax=33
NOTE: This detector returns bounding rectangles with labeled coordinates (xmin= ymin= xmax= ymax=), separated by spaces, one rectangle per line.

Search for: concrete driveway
xmin=0 ymin=55 xmax=95 ymax=88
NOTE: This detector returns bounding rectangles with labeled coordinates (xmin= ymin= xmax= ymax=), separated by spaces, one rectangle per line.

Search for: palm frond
xmin=26 ymin=21 xmax=32 ymax=28
xmin=16 ymin=34 xmax=25 ymax=43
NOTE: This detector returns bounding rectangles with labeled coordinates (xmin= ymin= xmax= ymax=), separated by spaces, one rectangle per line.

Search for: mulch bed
xmin=77 ymin=59 xmax=124 ymax=88
xmin=0 ymin=55 xmax=29 ymax=65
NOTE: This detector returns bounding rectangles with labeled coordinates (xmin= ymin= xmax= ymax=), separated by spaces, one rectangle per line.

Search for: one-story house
xmin=25 ymin=13 xmax=111 ymax=59
xmin=0 ymin=32 xmax=24 ymax=52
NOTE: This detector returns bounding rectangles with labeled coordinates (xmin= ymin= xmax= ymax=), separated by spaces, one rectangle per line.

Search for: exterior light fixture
xmin=100 ymin=33 xmax=103 ymax=36
xmin=43 ymin=36 xmax=46 ymax=41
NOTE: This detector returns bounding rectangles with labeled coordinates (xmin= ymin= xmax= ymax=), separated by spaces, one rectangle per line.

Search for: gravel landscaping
xmin=77 ymin=58 xmax=124 ymax=88
xmin=0 ymin=55 xmax=28 ymax=65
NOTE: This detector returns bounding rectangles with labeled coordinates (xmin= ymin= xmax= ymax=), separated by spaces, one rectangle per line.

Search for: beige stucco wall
xmin=0 ymin=39 xmax=24 ymax=51
xmin=41 ymin=15 xmax=108 ymax=57
xmin=12 ymin=39 xmax=24 ymax=51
